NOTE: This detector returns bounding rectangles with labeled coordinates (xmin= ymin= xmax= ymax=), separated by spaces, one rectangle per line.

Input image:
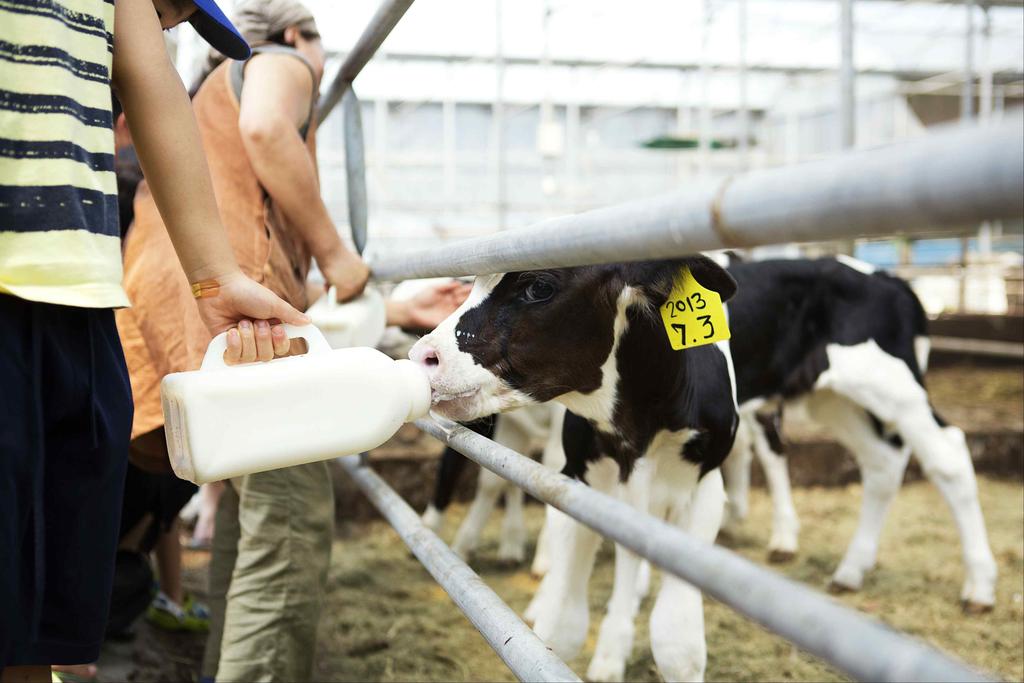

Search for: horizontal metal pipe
xmin=336 ymin=455 xmax=581 ymax=683
xmin=416 ymin=417 xmax=994 ymax=683
xmin=370 ymin=117 xmax=1023 ymax=280
xmin=317 ymin=0 xmax=415 ymax=123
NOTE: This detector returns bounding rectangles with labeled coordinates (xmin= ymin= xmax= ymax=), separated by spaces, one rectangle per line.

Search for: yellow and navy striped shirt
xmin=0 ymin=0 xmax=129 ymax=308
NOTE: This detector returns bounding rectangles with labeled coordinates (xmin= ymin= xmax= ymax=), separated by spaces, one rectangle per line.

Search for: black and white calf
xmin=410 ymin=257 xmax=741 ymax=682
xmin=719 ymin=256 xmax=996 ymax=607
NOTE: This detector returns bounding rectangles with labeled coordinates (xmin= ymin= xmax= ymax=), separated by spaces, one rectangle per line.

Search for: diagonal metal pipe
xmin=316 ymin=0 xmax=415 ymax=124
xmin=336 ymin=454 xmax=581 ymax=682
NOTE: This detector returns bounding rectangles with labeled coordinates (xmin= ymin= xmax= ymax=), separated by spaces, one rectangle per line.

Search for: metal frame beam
xmin=369 ymin=117 xmax=1023 ymax=280
xmin=343 ymin=50 xmax=1024 ymax=84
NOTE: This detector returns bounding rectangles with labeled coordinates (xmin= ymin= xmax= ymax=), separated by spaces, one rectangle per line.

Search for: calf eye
xmin=522 ymin=279 xmax=555 ymax=303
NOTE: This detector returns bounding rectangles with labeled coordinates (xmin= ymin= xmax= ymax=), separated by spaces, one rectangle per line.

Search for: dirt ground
xmin=781 ymin=361 xmax=1024 ymax=441
xmin=310 ymin=478 xmax=1023 ymax=683
xmin=926 ymin=361 xmax=1024 ymax=432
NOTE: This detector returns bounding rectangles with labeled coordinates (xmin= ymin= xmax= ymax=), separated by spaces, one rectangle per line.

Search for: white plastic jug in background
xmin=160 ymin=324 xmax=430 ymax=484
xmin=306 ymin=285 xmax=386 ymax=350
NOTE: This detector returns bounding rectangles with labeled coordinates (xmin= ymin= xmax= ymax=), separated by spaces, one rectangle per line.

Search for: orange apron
xmin=118 ymin=57 xmax=317 ymax=440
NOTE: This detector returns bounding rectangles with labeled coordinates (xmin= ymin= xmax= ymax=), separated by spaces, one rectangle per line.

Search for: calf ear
xmin=686 ymin=255 xmax=738 ymax=303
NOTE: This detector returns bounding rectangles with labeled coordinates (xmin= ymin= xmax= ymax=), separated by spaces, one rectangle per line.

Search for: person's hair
xmin=188 ymin=0 xmax=318 ymax=96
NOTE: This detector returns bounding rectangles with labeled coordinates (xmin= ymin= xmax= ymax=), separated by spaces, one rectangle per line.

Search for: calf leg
xmin=588 ymin=458 xmax=654 ymax=682
xmin=903 ymin=417 xmax=997 ymax=609
xmin=451 ymin=467 xmax=505 ymax=559
xmin=530 ymin=505 xmax=553 ymax=578
xmin=649 ymin=467 xmax=725 ymax=683
xmin=720 ymin=417 xmax=752 ymax=536
xmin=422 ymin=447 xmax=467 ymax=533
xmin=531 ymin=405 xmax=567 ymax=577
xmin=530 ymin=458 xmax=618 ymax=660
xmin=748 ymin=415 xmax=800 ymax=562
xmin=422 ymin=417 xmax=495 ymax=532
xmin=497 ymin=484 xmax=527 ymax=563
xmin=806 ymin=391 xmax=909 ymax=592
xmin=489 ymin=412 xmax=537 ymax=564
xmin=817 ymin=342 xmax=997 ymax=609
xmin=524 ymin=506 xmax=567 ymax=623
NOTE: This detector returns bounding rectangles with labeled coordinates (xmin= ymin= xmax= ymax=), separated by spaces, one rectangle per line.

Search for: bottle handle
xmin=325 ymin=285 xmax=339 ymax=309
xmin=201 ymin=323 xmax=331 ymax=371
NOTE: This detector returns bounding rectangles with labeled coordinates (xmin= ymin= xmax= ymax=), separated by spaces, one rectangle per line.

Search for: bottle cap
xmin=394 ymin=359 xmax=432 ymax=422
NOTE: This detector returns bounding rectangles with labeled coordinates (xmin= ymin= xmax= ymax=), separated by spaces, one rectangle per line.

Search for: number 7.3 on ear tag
xmin=660 ymin=268 xmax=731 ymax=351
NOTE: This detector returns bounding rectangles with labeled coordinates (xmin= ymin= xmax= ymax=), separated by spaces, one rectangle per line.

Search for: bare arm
xmin=386 ymin=281 xmax=473 ymax=330
xmin=112 ymin=0 xmax=306 ymax=360
xmin=238 ymin=54 xmax=369 ymax=301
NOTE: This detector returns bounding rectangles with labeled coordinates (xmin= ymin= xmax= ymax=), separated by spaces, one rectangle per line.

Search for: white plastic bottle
xmin=306 ymin=285 xmax=387 ymax=350
xmin=161 ymin=325 xmax=430 ymax=484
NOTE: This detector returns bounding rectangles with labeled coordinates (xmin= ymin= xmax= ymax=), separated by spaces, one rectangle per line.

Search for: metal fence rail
xmin=337 ymin=455 xmax=581 ymax=682
xmin=415 ymin=417 xmax=993 ymax=683
xmin=369 ymin=117 xmax=1024 ymax=281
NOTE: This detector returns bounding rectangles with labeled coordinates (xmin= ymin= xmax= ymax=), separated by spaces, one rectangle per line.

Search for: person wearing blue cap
xmin=0 ymin=0 xmax=313 ymax=680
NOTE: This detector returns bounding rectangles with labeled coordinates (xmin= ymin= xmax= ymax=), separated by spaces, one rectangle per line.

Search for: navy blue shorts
xmin=0 ymin=295 xmax=133 ymax=666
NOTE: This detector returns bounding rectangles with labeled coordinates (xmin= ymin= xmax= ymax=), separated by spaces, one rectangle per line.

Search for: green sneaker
xmin=145 ymin=591 xmax=210 ymax=633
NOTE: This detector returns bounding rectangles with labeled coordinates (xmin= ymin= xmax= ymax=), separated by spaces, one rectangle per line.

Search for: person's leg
xmin=23 ymin=306 xmax=132 ymax=669
xmin=0 ymin=303 xmax=42 ymax=673
xmin=154 ymin=518 xmax=184 ymax=605
xmin=216 ymin=461 xmax=334 ymax=682
xmin=192 ymin=482 xmax=224 ymax=548
xmin=50 ymin=664 xmax=97 ymax=680
xmin=0 ymin=667 xmax=50 ymax=683
xmin=201 ymin=481 xmax=241 ymax=680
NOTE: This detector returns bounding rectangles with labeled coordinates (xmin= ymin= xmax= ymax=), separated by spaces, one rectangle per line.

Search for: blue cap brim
xmin=189 ymin=0 xmax=251 ymax=60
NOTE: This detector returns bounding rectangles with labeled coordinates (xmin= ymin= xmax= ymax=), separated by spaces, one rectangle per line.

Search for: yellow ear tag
xmin=660 ymin=268 xmax=731 ymax=350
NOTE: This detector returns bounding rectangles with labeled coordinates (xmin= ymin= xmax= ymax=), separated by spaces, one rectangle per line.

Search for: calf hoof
xmin=421 ymin=505 xmax=444 ymax=533
xmin=451 ymin=540 xmax=474 ymax=561
xmin=827 ymin=580 xmax=859 ymax=595
xmin=497 ymin=543 xmax=526 ymax=565
xmin=720 ymin=517 xmax=744 ymax=539
xmin=829 ymin=564 xmax=865 ymax=594
xmin=962 ymin=600 xmax=994 ymax=615
xmin=767 ymin=549 xmax=796 ymax=564
xmin=586 ymin=655 xmax=627 ymax=683
xmin=534 ymin=603 xmax=590 ymax=661
xmin=716 ymin=529 xmax=739 ymax=549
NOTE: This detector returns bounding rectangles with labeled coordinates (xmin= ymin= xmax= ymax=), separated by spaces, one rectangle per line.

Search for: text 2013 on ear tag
xmin=660 ymin=268 xmax=731 ymax=351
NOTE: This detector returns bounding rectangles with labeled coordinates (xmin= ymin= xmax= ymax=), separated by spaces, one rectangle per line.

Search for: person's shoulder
xmin=244 ymin=51 xmax=314 ymax=88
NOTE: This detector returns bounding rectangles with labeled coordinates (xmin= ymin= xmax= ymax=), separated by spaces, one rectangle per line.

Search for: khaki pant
xmin=202 ymin=461 xmax=334 ymax=682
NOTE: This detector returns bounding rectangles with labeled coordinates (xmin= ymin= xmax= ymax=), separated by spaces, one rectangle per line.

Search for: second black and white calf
xmin=721 ymin=256 xmax=996 ymax=608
